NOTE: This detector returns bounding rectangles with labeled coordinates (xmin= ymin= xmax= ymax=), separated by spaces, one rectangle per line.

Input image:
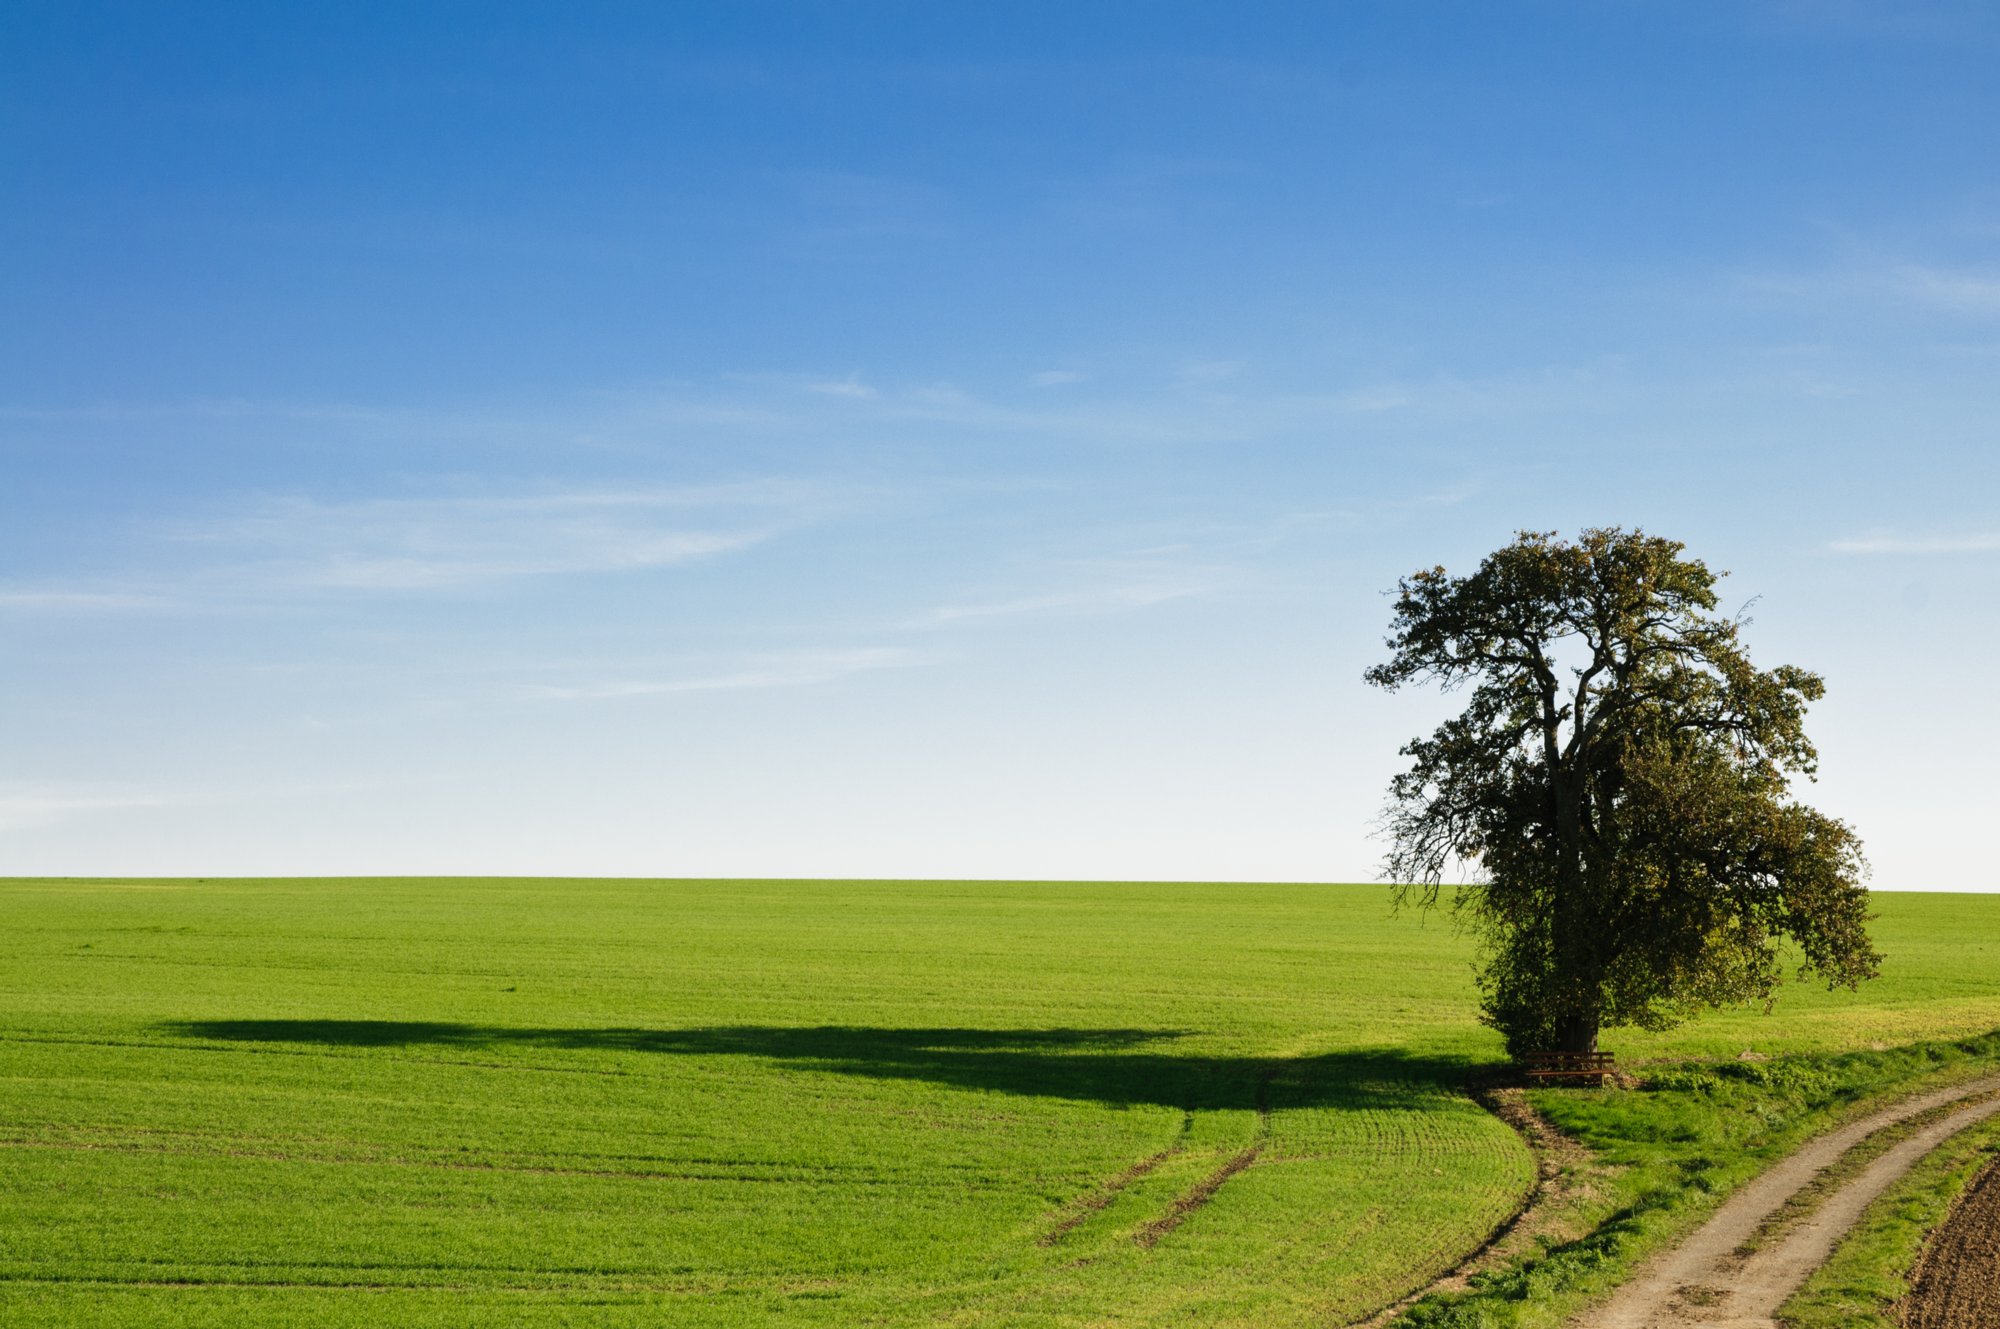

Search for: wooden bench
xmin=1519 ymin=1050 xmax=1616 ymax=1086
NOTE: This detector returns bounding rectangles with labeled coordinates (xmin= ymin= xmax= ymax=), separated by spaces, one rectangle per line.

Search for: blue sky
xmin=4 ymin=1 xmax=1997 ymax=884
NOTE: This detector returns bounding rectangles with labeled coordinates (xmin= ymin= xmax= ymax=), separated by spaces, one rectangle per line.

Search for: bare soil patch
xmin=1903 ymin=1158 xmax=2000 ymax=1329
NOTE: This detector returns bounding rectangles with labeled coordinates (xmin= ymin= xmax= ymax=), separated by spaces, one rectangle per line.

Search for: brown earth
xmin=1903 ymin=1158 xmax=2000 ymax=1329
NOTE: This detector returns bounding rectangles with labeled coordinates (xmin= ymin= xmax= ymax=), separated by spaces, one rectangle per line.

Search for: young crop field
xmin=4 ymin=878 xmax=2000 ymax=1327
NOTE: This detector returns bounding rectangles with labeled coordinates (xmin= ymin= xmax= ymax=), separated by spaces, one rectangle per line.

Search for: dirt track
xmin=1904 ymin=1158 xmax=2000 ymax=1329
xmin=1576 ymin=1073 xmax=2000 ymax=1329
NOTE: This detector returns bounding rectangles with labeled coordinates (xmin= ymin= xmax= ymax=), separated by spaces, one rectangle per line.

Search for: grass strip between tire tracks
xmin=1778 ymin=1112 xmax=2000 ymax=1329
xmin=1745 ymin=1087 xmax=2000 ymax=1260
xmin=1386 ymin=1031 xmax=2000 ymax=1329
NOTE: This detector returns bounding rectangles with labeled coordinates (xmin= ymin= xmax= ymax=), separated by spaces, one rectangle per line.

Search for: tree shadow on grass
xmin=159 ymin=1019 xmax=1486 ymax=1113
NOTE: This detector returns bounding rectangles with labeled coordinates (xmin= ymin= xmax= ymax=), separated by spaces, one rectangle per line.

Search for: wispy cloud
xmin=0 ymin=590 xmax=181 ymax=613
xmin=911 ymin=545 xmax=1233 ymax=628
xmin=1887 ymin=264 xmax=2000 ymax=314
xmin=0 ymin=363 xmax=1545 ymax=473
xmin=1744 ymin=259 xmax=2000 ymax=318
xmin=213 ymin=491 xmax=751 ymax=589
xmin=702 ymin=371 xmax=1451 ymax=448
xmin=1829 ymin=530 xmax=2000 ymax=554
xmin=522 ymin=647 xmax=928 ymax=700
xmin=0 ymin=784 xmax=186 ymax=834
xmin=920 ymin=581 xmax=1208 ymax=626
xmin=804 ymin=373 xmax=878 ymax=400
xmin=175 ymin=483 xmax=828 ymax=593
xmin=0 ymin=776 xmax=444 ymax=832
xmin=1327 ymin=384 xmax=1416 ymax=412
xmin=0 ymin=480 xmax=841 ymax=612
xmin=1177 ymin=358 xmax=1244 ymax=384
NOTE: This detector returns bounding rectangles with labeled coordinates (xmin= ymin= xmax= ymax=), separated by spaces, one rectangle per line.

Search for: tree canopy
xmin=1367 ymin=527 xmax=1877 ymax=1056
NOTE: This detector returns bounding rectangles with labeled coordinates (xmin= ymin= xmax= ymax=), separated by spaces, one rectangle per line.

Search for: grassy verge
xmin=1778 ymin=1114 xmax=2000 ymax=1329
xmin=1393 ymin=1033 xmax=2000 ymax=1329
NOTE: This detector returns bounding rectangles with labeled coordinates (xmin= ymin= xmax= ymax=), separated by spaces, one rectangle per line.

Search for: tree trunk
xmin=1548 ymin=765 xmax=1602 ymax=1058
xmin=1555 ymin=1010 xmax=1599 ymax=1055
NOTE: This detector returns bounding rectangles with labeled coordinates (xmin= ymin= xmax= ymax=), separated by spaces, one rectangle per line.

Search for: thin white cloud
xmin=921 ymin=582 xmax=1207 ymax=626
xmin=804 ymin=374 xmax=878 ymax=400
xmin=1177 ymin=358 xmax=1244 ymax=384
xmin=809 ymin=363 xmax=1629 ymax=443
xmin=0 ymin=590 xmax=180 ymax=613
xmin=177 ymin=484 xmax=819 ymax=592
xmin=1888 ymin=264 xmax=2000 ymax=314
xmin=308 ymin=529 xmax=763 ymax=591
xmin=1744 ymin=260 xmax=2000 ymax=318
xmin=0 ymin=785 xmax=185 ymax=834
xmin=1329 ymin=385 xmax=1416 ymax=412
xmin=0 ymin=363 xmax=1575 ymax=469
xmin=912 ymin=546 xmax=1232 ymax=628
xmin=0 ymin=481 xmax=834 ymax=611
xmin=1829 ymin=531 xmax=2000 ymax=554
xmin=0 ymin=776 xmax=445 ymax=833
xmin=522 ymin=647 xmax=927 ymax=701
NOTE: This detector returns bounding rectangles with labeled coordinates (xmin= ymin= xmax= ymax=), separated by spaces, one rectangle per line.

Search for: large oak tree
xmin=1367 ymin=528 xmax=1877 ymax=1056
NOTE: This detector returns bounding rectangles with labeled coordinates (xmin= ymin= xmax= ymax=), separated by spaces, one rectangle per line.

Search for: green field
xmin=4 ymin=879 xmax=2000 ymax=1327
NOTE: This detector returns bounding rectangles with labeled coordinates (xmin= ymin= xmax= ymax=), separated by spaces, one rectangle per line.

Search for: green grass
xmin=3 ymin=879 xmax=2000 ymax=1327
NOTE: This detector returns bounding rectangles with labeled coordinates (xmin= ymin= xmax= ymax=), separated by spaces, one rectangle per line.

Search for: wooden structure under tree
xmin=1519 ymin=1050 xmax=1616 ymax=1086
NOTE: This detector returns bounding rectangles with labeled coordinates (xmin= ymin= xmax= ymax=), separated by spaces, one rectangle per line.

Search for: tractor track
xmin=1578 ymin=1072 xmax=2000 ymax=1328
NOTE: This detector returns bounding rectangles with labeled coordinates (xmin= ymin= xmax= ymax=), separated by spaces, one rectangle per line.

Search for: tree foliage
xmin=1367 ymin=528 xmax=1877 ymax=1056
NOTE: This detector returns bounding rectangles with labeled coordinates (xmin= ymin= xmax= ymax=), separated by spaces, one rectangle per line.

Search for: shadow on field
xmin=161 ymin=1019 xmax=1479 ymax=1111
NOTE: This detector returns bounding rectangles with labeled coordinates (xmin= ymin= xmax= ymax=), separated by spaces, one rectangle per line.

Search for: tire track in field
xmin=1578 ymin=1072 xmax=2000 ymax=1329
xmin=1039 ymin=1145 xmax=1183 ymax=1245
xmin=1133 ymin=1144 xmax=1265 ymax=1248
xmin=1131 ymin=1064 xmax=1277 ymax=1249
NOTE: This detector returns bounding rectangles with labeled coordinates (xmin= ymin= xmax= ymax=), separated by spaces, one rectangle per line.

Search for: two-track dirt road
xmin=1575 ymin=1073 xmax=2000 ymax=1329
